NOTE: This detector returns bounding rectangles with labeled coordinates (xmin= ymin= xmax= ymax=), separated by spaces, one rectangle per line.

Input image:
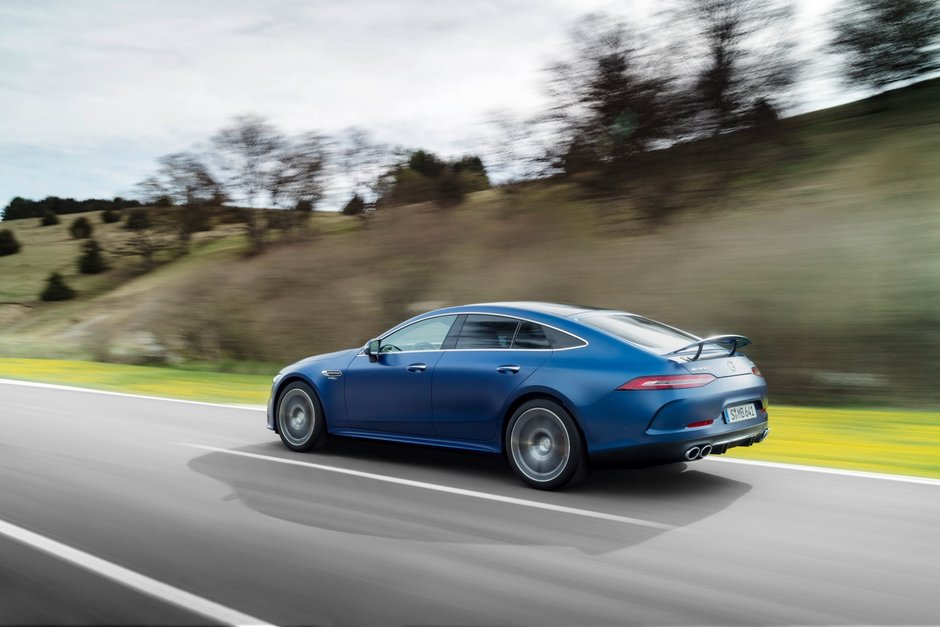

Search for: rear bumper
xmin=588 ymin=420 xmax=769 ymax=468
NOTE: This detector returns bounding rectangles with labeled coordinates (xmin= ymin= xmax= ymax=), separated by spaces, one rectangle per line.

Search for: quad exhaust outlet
xmin=685 ymin=444 xmax=713 ymax=461
xmin=686 ymin=428 xmax=768 ymax=461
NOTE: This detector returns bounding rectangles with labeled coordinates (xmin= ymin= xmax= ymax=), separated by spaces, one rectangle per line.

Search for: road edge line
xmin=6 ymin=378 xmax=938 ymax=486
xmin=705 ymin=456 xmax=940 ymax=486
xmin=0 ymin=378 xmax=265 ymax=411
xmin=0 ymin=517 xmax=274 ymax=627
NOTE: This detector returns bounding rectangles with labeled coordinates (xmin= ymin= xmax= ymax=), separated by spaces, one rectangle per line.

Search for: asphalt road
xmin=1 ymin=380 xmax=938 ymax=626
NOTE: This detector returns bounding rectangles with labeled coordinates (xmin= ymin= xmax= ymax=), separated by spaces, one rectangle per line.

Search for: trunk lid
xmin=675 ymin=353 xmax=755 ymax=378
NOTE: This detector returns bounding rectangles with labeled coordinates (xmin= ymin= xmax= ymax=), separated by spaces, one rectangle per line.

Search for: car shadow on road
xmin=188 ymin=437 xmax=752 ymax=554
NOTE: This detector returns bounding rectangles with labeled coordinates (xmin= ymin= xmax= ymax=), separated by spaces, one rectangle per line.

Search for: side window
xmin=381 ymin=315 xmax=458 ymax=352
xmin=455 ymin=315 xmax=520 ymax=349
xmin=512 ymin=322 xmax=551 ymax=349
xmin=544 ymin=326 xmax=586 ymax=349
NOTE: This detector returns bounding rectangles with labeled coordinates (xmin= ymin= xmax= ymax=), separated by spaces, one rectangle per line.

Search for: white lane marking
xmin=183 ymin=443 xmax=677 ymax=531
xmin=705 ymin=456 xmax=940 ymax=486
xmin=0 ymin=517 xmax=274 ymax=627
xmin=0 ymin=378 xmax=266 ymax=411
xmin=6 ymin=378 xmax=937 ymax=487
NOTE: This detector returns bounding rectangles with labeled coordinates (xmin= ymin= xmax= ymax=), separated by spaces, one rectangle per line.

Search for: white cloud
xmin=0 ymin=0 xmax=853 ymax=206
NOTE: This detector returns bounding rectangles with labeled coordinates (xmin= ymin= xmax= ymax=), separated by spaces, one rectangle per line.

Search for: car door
xmin=432 ymin=316 xmax=551 ymax=441
xmin=344 ymin=315 xmax=458 ymax=436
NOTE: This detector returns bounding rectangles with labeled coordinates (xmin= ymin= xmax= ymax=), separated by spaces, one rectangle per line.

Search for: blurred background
xmin=1 ymin=0 xmax=938 ymax=407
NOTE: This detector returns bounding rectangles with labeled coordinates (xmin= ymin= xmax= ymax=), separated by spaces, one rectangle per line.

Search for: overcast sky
xmin=1 ymin=0 xmax=852 ymax=208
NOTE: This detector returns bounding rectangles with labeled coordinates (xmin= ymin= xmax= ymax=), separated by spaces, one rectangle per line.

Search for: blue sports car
xmin=267 ymin=302 xmax=769 ymax=490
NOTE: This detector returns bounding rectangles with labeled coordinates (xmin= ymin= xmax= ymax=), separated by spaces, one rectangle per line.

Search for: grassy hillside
xmin=1 ymin=80 xmax=937 ymax=406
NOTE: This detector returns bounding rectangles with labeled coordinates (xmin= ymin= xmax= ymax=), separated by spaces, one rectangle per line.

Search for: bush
xmin=377 ymin=168 xmax=438 ymax=207
xmin=40 ymin=272 xmax=76 ymax=301
xmin=125 ymin=208 xmax=151 ymax=230
xmin=69 ymin=216 xmax=94 ymax=239
xmin=456 ymin=170 xmax=490 ymax=194
xmin=3 ymin=196 xmax=139 ymax=221
xmin=408 ymin=150 xmax=446 ymax=177
xmin=192 ymin=207 xmax=214 ymax=232
xmin=101 ymin=207 xmax=121 ymax=223
xmin=341 ymin=194 xmax=366 ymax=216
xmin=40 ymin=210 xmax=59 ymax=226
xmin=452 ymin=155 xmax=486 ymax=175
xmin=267 ymin=210 xmax=293 ymax=231
xmin=216 ymin=206 xmax=247 ymax=224
xmin=77 ymin=239 xmax=108 ymax=274
xmin=0 ymin=229 xmax=21 ymax=256
xmin=436 ymin=168 xmax=463 ymax=207
xmin=750 ymin=99 xmax=779 ymax=130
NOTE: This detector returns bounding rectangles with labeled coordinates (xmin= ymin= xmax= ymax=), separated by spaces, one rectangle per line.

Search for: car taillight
xmin=617 ymin=374 xmax=717 ymax=390
xmin=752 ymin=366 xmax=762 ymax=377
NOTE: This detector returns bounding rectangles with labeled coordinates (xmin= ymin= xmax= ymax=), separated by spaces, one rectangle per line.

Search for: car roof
xmin=446 ymin=301 xmax=614 ymax=319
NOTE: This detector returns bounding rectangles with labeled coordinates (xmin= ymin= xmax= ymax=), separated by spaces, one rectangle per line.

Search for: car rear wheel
xmin=276 ymin=382 xmax=324 ymax=451
xmin=506 ymin=399 xmax=588 ymax=490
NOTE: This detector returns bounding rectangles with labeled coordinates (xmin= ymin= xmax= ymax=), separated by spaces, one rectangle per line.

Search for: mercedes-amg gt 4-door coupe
xmin=267 ymin=302 xmax=769 ymax=489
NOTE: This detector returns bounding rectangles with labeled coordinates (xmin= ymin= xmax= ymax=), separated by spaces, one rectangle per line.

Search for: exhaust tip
xmin=700 ymin=444 xmax=712 ymax=458
xmin=684 ymin=446 xmax=701 ymax=461
xmin=756 ymin=428 xmax=770 ymax=443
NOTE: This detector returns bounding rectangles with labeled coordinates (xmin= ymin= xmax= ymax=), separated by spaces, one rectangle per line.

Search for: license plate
xmin=725 ymin=402 xmax=757 ymax=423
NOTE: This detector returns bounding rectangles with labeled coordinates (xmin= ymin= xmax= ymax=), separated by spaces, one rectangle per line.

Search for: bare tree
xmin=336 ymin=127 xmax=398 ymax=203
xmin=674 ymin=0 xmax=797 ymax=134
xmin=546 ymin=14 xmax=683 ymax=169
xmin=829 ymin=0 xmax=940 ymax=93
xmin=163 ymin=153 xmax=219 ymax=252
xmin=156 ymin=153 xmax=218 ymax=206
xmin=113 ymin=227 xmax=174 ymax=271
xmin=271 ymin=132 xmax=330 ymax=229
xmin=137 ymin=153 xmax=219 ymax=253
xmin=135 ymin=176 xmax=171 ymax=207
xmin=212 ymin=115 xmax=284 ymax=253
xmin=483 ymin=111 xmax=556 ymax=183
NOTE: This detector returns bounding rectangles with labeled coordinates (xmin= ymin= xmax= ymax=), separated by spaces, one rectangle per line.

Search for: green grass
xmin=1 ymin=358 xmax=937 ymax=480
xmin=0 ymin=357 xmax=271 ymax=405
xmin=0 ymin=209 xmax=356 ymax=304
xmin=0 ymin=210 xmax=250 ymax=304
xmin=0 ymin=211 xmax=133 ymax=302
xmin=727 ymin=405 xmax=940 ymax=479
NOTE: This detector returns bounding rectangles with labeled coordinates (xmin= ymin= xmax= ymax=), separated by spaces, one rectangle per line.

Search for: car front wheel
xmin=506 ymin=399 xmax=588 ymax=490
xmin=276 ymin=381 xmax=324 ymax=451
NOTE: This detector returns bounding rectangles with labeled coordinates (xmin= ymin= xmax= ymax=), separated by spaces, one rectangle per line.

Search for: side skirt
xmin=328 ymin=428 xmax=502 ymax=454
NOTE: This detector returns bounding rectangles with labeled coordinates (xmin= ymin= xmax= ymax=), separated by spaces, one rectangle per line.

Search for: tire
xmin=276 ymin=381 xmax=324 ymax=452
xmin=505 ymin=399 xmax=588 ymax=490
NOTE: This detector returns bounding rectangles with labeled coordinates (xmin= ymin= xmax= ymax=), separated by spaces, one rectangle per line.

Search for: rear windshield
xmin=581 ymin=314 xmax=697 ymax=352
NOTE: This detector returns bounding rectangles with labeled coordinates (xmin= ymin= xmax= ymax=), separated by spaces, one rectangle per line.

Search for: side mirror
xmin=366 ymin=339 xmax=381 ymax=363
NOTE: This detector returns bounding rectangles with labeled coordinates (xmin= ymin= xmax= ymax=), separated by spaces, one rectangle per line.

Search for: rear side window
xmin=581 ymin=314 xmax=696 ymax=351
xmin=510 ymin=322 xmax=586 ymax=349
xmin=456 ymin=315 xmax=520 ymax=349
xmin=512 ymin=322 xmax=551 ymax=349
xmin=543 ymin=326 xmax=586 ymax=349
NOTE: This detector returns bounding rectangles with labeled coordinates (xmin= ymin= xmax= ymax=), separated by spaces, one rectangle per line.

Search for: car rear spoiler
xmin=665 ymin=334 xmax=752 ymax=361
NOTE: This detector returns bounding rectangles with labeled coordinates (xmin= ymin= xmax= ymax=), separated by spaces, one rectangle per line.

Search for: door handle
xmin=406 ymin=363 xmax=427 ymax=373
xmin=496 ymin=365 xmax=520 ymax=374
